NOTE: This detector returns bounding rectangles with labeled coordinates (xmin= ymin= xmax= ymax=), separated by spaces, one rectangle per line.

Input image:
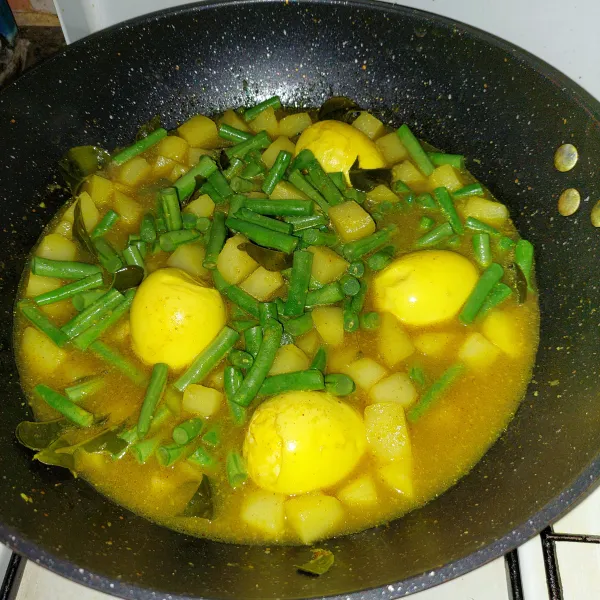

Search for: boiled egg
xmin=295 ymin=120 xmax=386 ymax=178
xmin=130 ymin=267 xmax=225 ymax=370
xmin=243 ymin=391 xmax=366 ymax=495
xmin=373 ymin=250 xmax=478 ymax=326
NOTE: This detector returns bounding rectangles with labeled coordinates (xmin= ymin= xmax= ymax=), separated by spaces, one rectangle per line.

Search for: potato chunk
xmin=392 ymin=160 xmax=426 ymax=187
xmin=342 ymin=358 xmax=387 ymax=391
xmin=113 ymin=191 xmax=142 ymax=226
xmin=156 ymin=136 xmax=189 ymax=163
xmin=269 ymin=181 xmax=309 ymax=200
xmin=239 ymin=267 xmax=284 ymax=301
xmin=182 ymin=385 xmax=223 ymax=417
xmin=352 ymin=112 xmax=385 ymax=140
xmin=262 ymin=136 xmax=295 ymax=169
xmin=307 ymin=246 xmax=348 ymax=284
xmin=413 ymin=332 xmax=457 ymax=358
xmin=428 ymin=164 xmax=463 ymax=192
xmin=21 ymin=327 xmax=66 ymax=377
xmin=177 ymin=115 xmax=220 ymax=148
xmin=216 ymin=234 xmax=258 ymax=284
xmin=268 ymin=345 xmax=309 ymax=376
xmin=241 ymin=491 xmax=286 ymax=537
xmin=295 ymin=329 xmax=320 ymax=357
xmin=458 ymin=332 xmax=501 ymax=370
xmin=185 ymin=194 xmax=215 ymax=218
xmin=312 ymin=306 xmax=344 ymax=346
xmin=36 ymin=233 xmax=77 ymax=261
xmin=83 ymin=175 xmax=114 ymax=207
xmin=337 ymin=475 xmax=378 ymax=508
xmin=376 ymin=132 xmax=408 ymax=165
xmin=364 ymin=402 xmax=411 ymax=463
xmin=285 ymin=494 xmax=345 ymax=544
xmin=377 ymin=312 xmax=414 ymax=368
xmin=118 ymin=156 xmax=151 ymax=187
xmin=278 ymin=112 xmax=312 ymax=138
xmin=369 ymin=373 xmax=417 ymax=407
xmin=481 ymin=310 xmax=523 ymax=357
xmin=247 ymin=106 xmax=278 ymax=139
xmin=25 ymin=273 xmax=62 ymax=298
xmin=167 ymin=243 xmax=209 ymax=280
xmin=328 ymin=201 xmax=376 ymax=242
xmin=458 ymin=197 xmax=509 ymax=225
xmin=377 ymin=461 xmax=414 ymax=498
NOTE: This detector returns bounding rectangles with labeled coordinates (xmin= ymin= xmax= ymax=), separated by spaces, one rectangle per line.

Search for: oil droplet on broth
xmin=557 ymin=188 xmax=580 ymax=216
xmin=554 ymin=144 xmax=578 ymax=172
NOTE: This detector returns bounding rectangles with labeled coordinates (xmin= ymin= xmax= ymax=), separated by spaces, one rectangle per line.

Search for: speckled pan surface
xmin=1 ymin=0 xmax=600 ymax=598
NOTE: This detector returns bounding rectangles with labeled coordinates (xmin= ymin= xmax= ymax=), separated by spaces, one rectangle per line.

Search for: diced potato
xmin=53 ymin=220 xmax=72 ymax=239
xmin=377 ymin=461 xmax=414 ymax=498
xmin=312 ymin=306 xmax=344 ymax=346
xmin=151 ymin=155 xmax=176 ymax=178
xmin=369 ymin=373 xmax=417 ymax=407
xmin=327 ymin=340 xmax=360 ymax=373
xmin=168 ymin=163 xmax=189 ymax=183
xmin=241 ymin=491 xmax=286 ymax=536
xmin=269 ymin=181 xmax=309 ymax=200
xmin=25 ymin=273 xmax=62 ymax=298
xmin=343 ymin=357 xmax=387 ymax=391
xmin=36 ymin=233 xmax=77 ymax=261
xmin=21 ymin=327 xmax=66 ymax=377
xmin=376 ymin=132 xmax=408 ymax=165
xmin=208 ymin=366 xmax=225 ymax=391
xmin=156 ymin=136 xmax=189 ymax=163
xmin=219 ymin=109 xmax=251 ymax=133
xmin=458 ymin=332 xmax=501 ymax=370
xmin=307 ymin=246 xmax=348 ymax=285
xmin=268 ymin=344 xmax=310 ymax=376
xmin=78 ymin=191 xmax=100 ymax=232
xmin=285 ymin=494 xmax=345 ymax=544
xmin=177 ymin=115 xmax=221 ymax=148
xmin=413 ymin=332 xmax=457 ymax=357
xmin=188 ymin=148 xmax=215 ymax=167
xmin=261 ymin=136 xmax=295 ymax=169
xmin=114 ymin=191 xmax=142 ymax=226
xmin=329 ymin=201 xmax=376 ymax=243
xmin=481 ymin=310 xmax=523 ymax=357
xmin=295 ymin=329 xmax=320 ymax=357
xmin=185 ymin=194 xmax=215 ymax=218
xmin=337 ymin=475 xmax=378 ymax=508
xmin=366 ymin=184 xmax=400 ymax=205
xmin=113 ymin=182 xmax=134 ymax=196
xmin=167 ymin=243 xmax=209 ymax=280
xmin=428 ymin=164 xmax=463 ymax=192
xmin=392 ymin=160 xmax=426 ymax=187
xmin=458 ymin=197 xmax=509 ymax=225
xmin=182 ymin=384 xmax=223 ymax=417
xmin=248 ymin=106 xmax=278 ymax=139
xmin=216 ymin=234 xmax=259 ymax=284
xmin=364 ymin=402 xmax=411 ymax=463
xmin=118 ymin=156 xmax=152 ymax=187
xmin=41 ymin=300 xmax=72 ymax=321
xmin=239 ymin=267 xmax=284 ymax=301
xmin=377 ymin=312 xmax=415 ymax=368
xmin=352 ymin=112 xmax=385 ymax=140
xmin=278 ymin=112 xmax=312 ymax=138
xmin=83 ymin=175 xmax=114 ymax=207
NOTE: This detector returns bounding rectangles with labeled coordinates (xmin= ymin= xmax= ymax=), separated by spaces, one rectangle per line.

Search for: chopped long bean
xmin=225 ymin=131 xmax=270 ymax=160
xmin=60 ymin=288 xmax=123 ymax=339
xmin=224 ymin=366 xmax=247 ymax=426
xmin=347 ymin=261 xmax=365 ymax=278
xmin=187 ymin=446 xmax=217 ymax=468
xmin=287 ymin=170 xmax=330 ymax=214
xmin=159 ymin=230 xmax=201 ymax=252
xmin=478 ymin=282 xmax=512 ymax=317
xmin=131 ymin=437 xmax=160 ymax=464
xmin=465 ymin=217 xmax=500 ymax=236
xmin=89 ymin=341 xmax=147 ymax=386
xmin=367 ymin=248 xmax=394 ymax=271
xmin=157 ymin=443 xmax=187 ymax=467
xmin=453 ymin=183 xmax=484 ymax=199
xmin=65 ymin=376 xmax=104 ymax=402
xmin=472 ymin=233 xmax=492 ymax=268
xmin=290 ymin=148 xmax=315 ymax=172
xmin=122 ymin=245 xmax=145 ymax=270
xmin=324 ymin=373 xmax=356 ymax=396
xmin=223 ymin=158 xmax=245 ymax=181
xmin=339 ymin=274 xmax=360 ymax=296
xmin=208 ymin=169 xmax=233 ymax=199
xmin=160 ymin=187 xmax=183 ymax=231
xmin=259 ymin=302 xmax=278 ymax=325
xmin=515 ymin=239 xmax=534 ymax=291
xmin=32 ymin=272 xmax=104 ymax=306
xmin=342 ymin=225 xmax=397 ymax=261
xmin=260 ymin=369 xmax=325 ymax=396
xmin=419 ymin=216 xmax=435 ymax=231
xmin=305 ymin=282 xmax=344 ymax=307
xmin=433 ymin=187 xmax=464 ymax=234
xmin=200 ymin=181 xmax=224 ymax=204
xmin=225 ymin=216 xmax=298 ymax=254
xmin=306 ymin=161 xmax=344 ymax=206
xmin=427 ymin=152 xmax=465 ymax=170
xmin=415 ymin=222 xmax=453 ymax=248
xmin=284 ymin=250 xmax=313 ymax=317
xmin=262 ymin=150 xmax=292 ymax=195
xmin=140 ymin=213 xmax=157 ymax=243
xmin=137 ymin=363 xmax=168 ymax=438
xmin=244 ymin=199 xmax=314 ymax=217
xmin=284 ymin=214 xmax=328 ymax=232
xmin=230 ymin=320 xmax=283 ymax=407
xmin=226 ymin=451 xmax=247 ymax=488
xmin=397 ymin=124 xmax=434 ymax=176
xmin=343 ymin=299 xmax=359 ymax=332
xmin=244 ymin=325 xmax=263 ymax=358
xmin=91 ymin=210 xmax=120 ymax=239
xmin=416 ymin=193 xmax=437 ymax=209
xmin=31 ymin=257 xmax=101 ymax=280
xmin=35 ymin=384 xmax=94 ymax=427
xmin=237 ymin=208 xmax=292 ymax=234
xmin=203 ymin=211 xmax=227 ymax=269
xmin=112 ymin=128 xmax=167 ymax=166
xmin=243 ymin=96 xmax=281 ymax=122
xmin=459 ymin=263 xmax=504 ymax=324
xmin=218 ymin=123 xmax=252 ymax=143
xmin=301 ymin=229 xmax=338 ymax=247
xmin=360 ymin=311 xmax=380 ymax=329
xmin=174 ymin=326 xmax=239 ymax=392
xmin=407 ymin=364 xmax=464 ymax=422
xmin=350 ymin=280 xmax=368 ymax=313
xmin=173 ymin=418 xmax=204 ymax=445
xmin=284 ymin=312 xmax=313 ymax=337
xmin=310 ymin=347 xmax=327 ymax=372
xmin=72 ymin=289 xmax=107 ymax=311
xmin=173 ymin=156 xmax=218 ymax=202
xmin=230 ymin=350 xmax=254 ymax=370
xmin=93 ymin=238 xmax=123 ymax=273
xmin=213 ymin=270 xmax=260 ymax=318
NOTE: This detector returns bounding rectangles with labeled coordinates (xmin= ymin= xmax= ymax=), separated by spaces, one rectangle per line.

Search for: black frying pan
xmin=0 ymin=1 xmax=599 ymax=598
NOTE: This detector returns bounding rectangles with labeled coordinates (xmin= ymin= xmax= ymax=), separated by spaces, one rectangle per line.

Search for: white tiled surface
xmin=6 ymin=0 xmax=598 ymax=599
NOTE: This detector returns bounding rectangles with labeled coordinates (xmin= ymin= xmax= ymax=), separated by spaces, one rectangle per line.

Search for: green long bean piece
xmin=173 ymin=156 xmax=218 ymax=202
xmin=31 ymin=257 xmax=102 ymax=280
xmin=112 ymin=128 xmax=167 ymax=166
xmin=305 ymin=282 xmax=344 ymax=307
xmin=515 ymin=239 xmax=534 ymax=291
xmin=324 ymin=373 xmax=356 ymax=396
xmin=350 ymin=280 xmax=368 ymax=313
xmin=60 ymin=288 xmax=124 ymax=339
xmin=157 ymin=443 xmax=188 ymax=467
xmin=427 ymin=152 xmax=465 ymax=170
xmin=243 ymin=96 xmax=281 ymax=122
xmin=213 ymin=270 xmax=260 ymax=318
xmin=237 ymin=208 xmax=292 ymax=234
xmin=343 ymin=299 xmax=359 ymax=332
xmin=122 ymin=245 xmax=145 ymax=270
xmin=208 ymin=170 xmax=233 ymax=200
xmin=32 ymin=272 xmax=104 ymax=306
xmin=226 ymin=451 xmax=248 ymax=488
xmin=173 ymin=326 xmax=239 ymax=392
xmin=35 ymin=384 xmax=94 ymax=427
xmin=93 ymin=237 xmax=123 ymax=273
xmin=223 ymin=158 xmax=245 ymax=181
xmin=91 ymin=210 xmax=120 ymax=239
xmin=159 ymin=230 xmax=201 ymax=252
xmin=284 ymin=250 xmax=313 ymax=317
xmin=65 ymin=376 xmax=104 ymax=403
xmin=472 ymin=233 xmax=492 ymax=268
xmin=306 ymin=160 xmax=344 ymax=206
xmin=310 ymin=347 xmax=327 ymax=372
xmin=284 ymin=214 xmax=328 ymax=232
xmin=259 ymin=369 xmax=325 ymax=396
xmin=160 ymin=187 xmax=183 ymax=231
xmin=225 ymin=216 xmax=298 ymax=254
xmin=137 ymin=363 xmax=168 ymax=438
xmin=17 ymin=301 xmax=67 ymax=347
xmin=218 ymin=123 xmax=252 ymax=143
xmin=459 ymin=263 xmax=504 ymax=324
xmin=347 ymin=261 xmax=365 ymax=278
xmin=230 ymin=350 xmax=254 ymax=370
xmin=262 ymin=150 xmax=292 ymax=195
xmin=244 ymin=199 xmax=314 ymax=217
xmin=287 ymin=170 xmax=330 ymax=214
xmin=301 ymin=229 xmax=338 ymax=247
xmin=203 ymin=211 xmax=227 ymax=269
xmin=407 ymin=364 xmax=464 ymax=422
xmin=433 ymin=187 xmax=464 ymax=234
xmin=259 ymin=302 xmax=278 ymax=325
xmin=453 ymin=183 xmax=484 ymax=198
xmin=187 ymin=446 xmax=217 ymax=468
xmin=244 ymin=325 xmax=263 ymax=358
xmin=225 ymin=131 xmax=270 ymax=160
xmin=478 ymin=282 xmax=513 ymax=318
xmin=131 ymin=437 xmax=161 ymax=464
xmin=415 ymin=222 xmax=453 ymax=248
xmin=140 ymin=213 xmax=157 ymax=243
xmin=72 ymin=289 xmax=107 ymax=312
xmin=465 ymin=217 xmax=500 ymax=236
xmin=367 ymin=248 xmax=394 ymax=271
xmin=230 ymin=320 xmax=283 ymax=407
xmin=360 ymin=311 xmax=380 ymax=330
xmin=224 ymin=366 xmax=247 ymax=426
xmin=284 ymin=312 xmax=313 ymax=337
xmin=173 ymin=418 xmax=204 ymax=445
xmin=397 ymin=124 xmax=434 ymax=176
xmin=89 ymin=341 xmax=147 ymax=386
xmin=342 ymin=225 xmax=397 ymax=261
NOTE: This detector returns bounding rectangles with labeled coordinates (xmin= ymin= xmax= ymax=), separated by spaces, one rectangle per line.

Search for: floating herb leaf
xmin=34 ymin=438 xmax=76 ymax=471
xmin=180 ymin=475 xmax=214 ymax=519
xmin=81 ymin=428 xmax=128 ymax=455
xmin=348 ymin=159 xmax=392 ymax=192
xmin=112 ymin=265 xmax=144 ymax=291
xmin=514 ymin=264 xmax=528 ymax=304
xmin=135 ymin=115 xmax=162 ymax=141
xmin=219 ymin=150 xmax=231 ymax=171
xmin=318 ymin=97 xmax=361 ymax=123
xmin=297 ymin=549 xmax=335 ymax=576
xmin=73 ymin=200 xmax=97 ymax=257
xmin=16 ymin=418 xmax=71 ymax=451
xmin=240 ymin=242 xmax=293 ymax=272
xmin=58 ymin=146 xmax=110 ymax=194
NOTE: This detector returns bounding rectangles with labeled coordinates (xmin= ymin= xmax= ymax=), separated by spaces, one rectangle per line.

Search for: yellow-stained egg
xmin=130 ymin=267 xmax=225 ymax=370
xmin=373 ymin=250 xmax=478 ymax=326
xmin=243 ymin=391 xmax=366 ymax=495
xmin=295 ymin=120 xmax=386 ymax=178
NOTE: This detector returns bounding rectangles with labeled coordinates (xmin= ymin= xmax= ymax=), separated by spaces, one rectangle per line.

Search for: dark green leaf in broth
xmin=58 ymin=146 xmax=110 ymax=194
xmin=219 ymin=150 xmax=231 ymax=171
xmin=318 ymin=97 xmax=361 ymax=123
xmin=514 ymin=264 xmax=528 ymax=304
xmin=34 ymin=438 xmax=76 ymax=471
xmin=81 ymin=428 xmax=128 ymax=455
xmin=348 ymin=159 xmax=392 ymax=192
xmin=73 ymin=200 xmax=97 ymax=257
xmin=297 ymin=549 xmax=335 ymax=576
xmin=135 ymin=115 xmax=162 ymax=141
xmin=112 ymin=265 xmax=144 ymax=291
xmin=16 ymin=418 xmax=71 ymax=451
xmin=180 ymin=475 xmax=214 ymax=519
xmin=240 ymin=242 xmax=293 ymax=272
